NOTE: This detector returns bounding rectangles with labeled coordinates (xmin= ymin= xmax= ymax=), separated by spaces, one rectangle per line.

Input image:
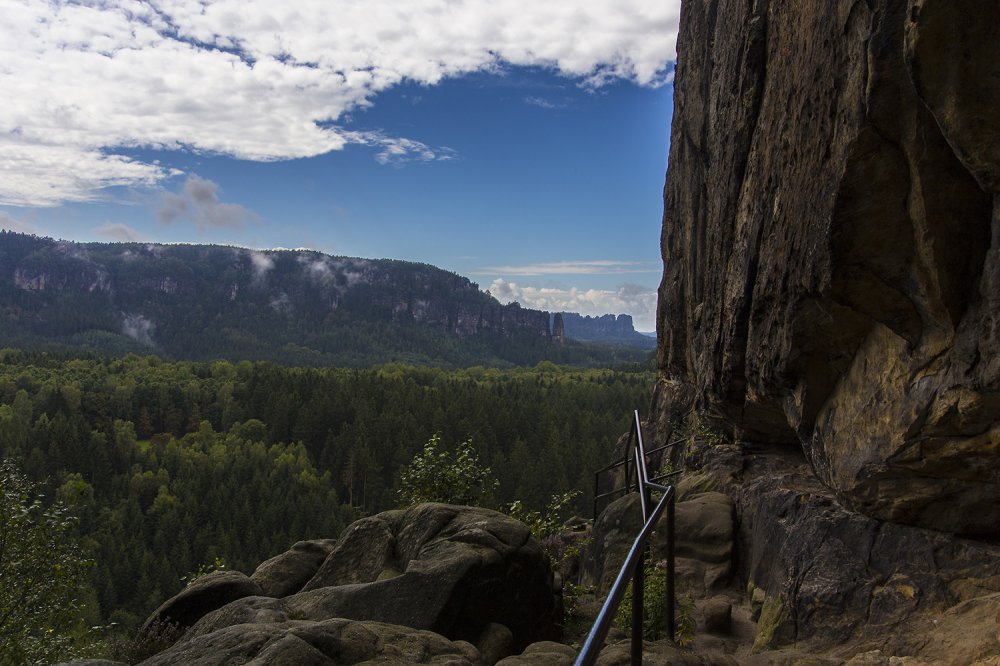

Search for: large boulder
xmin=141 ymin=503 xmax=556 ymax=663
xmin=140 ymin=570 xmax=263 ymax=634
xmin=284 ymin=503 xmax=557 ymax=650
xmin=657 ymin=491 xmax=734 ymax=597
xmin=657 ymin=0 xmax=1000 ymax=534
xmin=582 ymin=493 xmax=643 ymax=594
xmin=583 ymin=491 xmax=734 ymax=598
xmin=249 ymin=538 xmax=337 ymax=598
xmin=138 ymin=618 xmax=483 ymax=665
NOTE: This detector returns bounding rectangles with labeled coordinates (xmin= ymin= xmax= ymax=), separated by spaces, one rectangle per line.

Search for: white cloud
xmin=524 ymin=96 xmax=564 ymax=110
xmin=122 ymin=313 xmax=155 ymax=346
xmin=297 ymin=253 xmax=335 ymax=284
xmin=94 ymin=222 xmax=142 ymax=241
xmin=295 ymin=253 xmax=371 ymax=289
xmin=0 ymin=0 xmax=680 ymax=206
xmin=347 ymin=131 xmax=458 ymax=167
xmin=489 ymin=278 xmax=657 ymax=331
xmin=247 ymin=250 xmax=274 ymax=278
xmin=157 ymin=175 xmax=258 ymax=230
xmin=481 ymin=260 xmax=656 ymax=275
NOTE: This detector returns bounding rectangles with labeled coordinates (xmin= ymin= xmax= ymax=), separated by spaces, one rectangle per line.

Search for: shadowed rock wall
xmin=657 ymin=0 xmax=999 ymax=535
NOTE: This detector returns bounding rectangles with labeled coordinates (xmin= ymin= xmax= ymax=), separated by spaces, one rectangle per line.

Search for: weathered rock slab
xmin=141 ymin=503 xmax=556 ymax=660
xmin=249 ymin=538 xmax=336 ymax=598
xmin=138 ymin=618 xmax=483 ymax=666
xmin=293 ymin=503 xmax=555 ymax=649
xmin=732 ymin=452 xmax=1000 ymax=660
xmin=140 ymin=570 xmax=263 ymax=634
xmin=584 ymin=491 xmax=734 ymax=598
xmin=495 ymin=641 xmax=576 ymax=666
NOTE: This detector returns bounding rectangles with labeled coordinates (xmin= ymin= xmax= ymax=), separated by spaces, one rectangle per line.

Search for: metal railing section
xmin=575 ymin=410 xmax=676 ymax=666
xmin=593 ymin=426 xmax=684 ymax=519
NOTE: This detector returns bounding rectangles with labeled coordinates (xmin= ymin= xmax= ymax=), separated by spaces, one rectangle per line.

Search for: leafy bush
xmin=0 ymin=460 xmax=99 ymax=665
xmin=397 ymin=435 xmax=499 ymax=507
xmin=561 ymin=580 xmax=589 ymax=637
xmin=181 ymin=556 xmax=228 ymax=585
xmin=614 ymin=559 xmax=694 ymax=644
xmin=505 ymin=490 xmax=580 ymax=539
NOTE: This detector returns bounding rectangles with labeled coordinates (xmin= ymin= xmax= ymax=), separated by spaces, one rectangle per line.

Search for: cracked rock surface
xmin=657 ymin=0 xmax=1000 ymax=535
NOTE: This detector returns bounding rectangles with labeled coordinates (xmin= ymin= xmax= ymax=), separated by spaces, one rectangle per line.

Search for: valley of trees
xmin=0 ymin=349 xmax=653 ymax=637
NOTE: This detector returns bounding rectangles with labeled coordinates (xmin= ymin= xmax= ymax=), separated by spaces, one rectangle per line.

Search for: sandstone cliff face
xmin=658 ymin=0 xmax=999 ymax=535
xmin=558 ymin=313 xmax=654 ymax=347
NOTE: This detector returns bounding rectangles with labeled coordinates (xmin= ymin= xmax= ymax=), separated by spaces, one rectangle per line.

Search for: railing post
xmin=631 ymin=413 xmax=650 ymax=666
xmin=631 ymin=547 xmax=644 ymax=664
xmin=666 ymin=490 xmax=676 ymax=642
xmin=574 ymin=485 xmax=674 ymax=666
xmin=625 ymin=434 xmax=633 ymax=493
xmin=578 ymin=410 xmax=681 ymax=666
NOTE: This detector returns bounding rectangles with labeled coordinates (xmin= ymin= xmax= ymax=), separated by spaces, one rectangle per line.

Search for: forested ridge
xmin=0 ymin=231 xmax=647 ymax=367
xmin=0 ymin=349 xmax=653 ymax=634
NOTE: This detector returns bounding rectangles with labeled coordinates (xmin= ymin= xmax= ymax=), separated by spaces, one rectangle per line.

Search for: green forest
xmin=0 ymin=349 xmax=653 ymax=641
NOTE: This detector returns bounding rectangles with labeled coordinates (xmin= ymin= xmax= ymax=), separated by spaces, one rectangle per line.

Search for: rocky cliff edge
xmin=657 ymin=0 xmax=1000 ymax=536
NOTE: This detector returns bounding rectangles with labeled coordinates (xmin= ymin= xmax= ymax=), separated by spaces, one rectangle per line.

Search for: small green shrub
xmin=614 ymin=559 xmax=694 ymax=644
xmin=673 ymin=414 xmax=730 ymax=447
xmin=694 ymin=422 xmax=729 ymax=446
xmin=180 ymin=556 xmax=227 ymax=585
xmin=398 ymin=435 xmax=499 ymax=507
xmin=0 ymin=460 xmax=102 ymax=665
xmin=505 ymin=490 xmax=580 ymax=539
xmin=676 ymin=593 xmax=696 ymax=646
xmin=561 ymin=580 xmax=590 ymax=636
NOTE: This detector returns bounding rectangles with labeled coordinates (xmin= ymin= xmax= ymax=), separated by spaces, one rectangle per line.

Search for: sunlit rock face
xmin=657 ymin=0 xmax=1000 ymax=535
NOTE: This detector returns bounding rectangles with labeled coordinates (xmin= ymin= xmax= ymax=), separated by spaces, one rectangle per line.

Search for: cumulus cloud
xmin=0 ymin=140 xmax=173 ymax=207
xmin=94 ymin=222 xmax=141 ymax=241
xmin=158 ymin=175 xmax=258 ymax=230
xmin=489 ymin=278 xmax=657 ymax=331
xmin=0 ymin=0 xmax=680 ymax=206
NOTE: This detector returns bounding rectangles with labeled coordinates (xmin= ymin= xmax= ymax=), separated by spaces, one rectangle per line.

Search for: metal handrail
xmin=592 ymin=418 xmax=682 ymax=519
xmin=575 ymin=410 xmax=676 ymax=666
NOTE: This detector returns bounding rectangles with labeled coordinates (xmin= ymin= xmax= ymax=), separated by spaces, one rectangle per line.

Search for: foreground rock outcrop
xmin=657 ymin=0 xmax=1000 ymax=535
xmin=136 ymin=503 xmax=557 ymax=664
xmin=141 ymin=619 xmax=482 ymax=666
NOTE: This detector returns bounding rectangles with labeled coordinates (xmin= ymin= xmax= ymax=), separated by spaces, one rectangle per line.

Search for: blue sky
xmin=0 ymin=1 xmax=680 ymax=331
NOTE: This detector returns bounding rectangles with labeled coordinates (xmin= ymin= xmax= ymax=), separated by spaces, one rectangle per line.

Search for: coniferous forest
xmin=0 ymin=349 xmax=653 ymax=634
